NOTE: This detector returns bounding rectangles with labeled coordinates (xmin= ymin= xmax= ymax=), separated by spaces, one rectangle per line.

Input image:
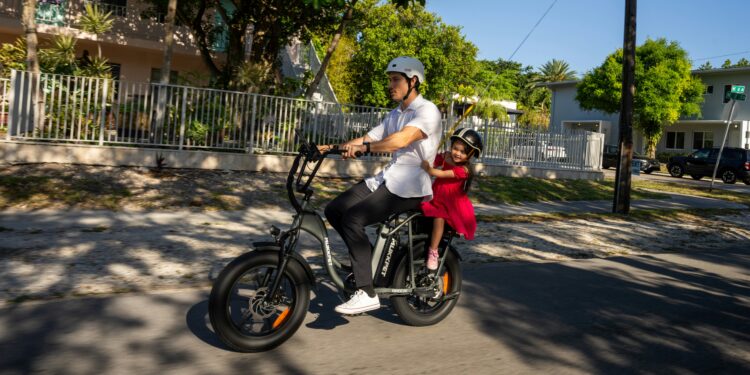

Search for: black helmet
xmin=450 ymin=128 xmax=483 ymax=158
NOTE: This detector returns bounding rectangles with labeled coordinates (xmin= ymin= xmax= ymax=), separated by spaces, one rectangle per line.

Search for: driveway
xmin=601 ymin=168 xmax=750 ymax=193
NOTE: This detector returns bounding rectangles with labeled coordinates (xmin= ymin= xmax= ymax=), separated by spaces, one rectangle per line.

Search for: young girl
xmin=420 ymin=128 xmax=483 ymax=270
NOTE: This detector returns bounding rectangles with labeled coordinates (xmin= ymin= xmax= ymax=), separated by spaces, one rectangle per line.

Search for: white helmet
xmin=385 ymin=56 xmax=426 ymax=85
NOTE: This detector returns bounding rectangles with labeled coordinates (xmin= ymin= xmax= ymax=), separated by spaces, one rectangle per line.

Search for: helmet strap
xmin=401 ymin=73 xmax=415 ymax=102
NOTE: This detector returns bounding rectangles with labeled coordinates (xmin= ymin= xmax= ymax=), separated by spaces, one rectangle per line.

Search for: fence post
xmin=247 ymin=94 xmax=256 ymax=154
xmin=178 ymin=87 xmax=187 ymax=150
xmin=6 ymin=71 xmax=15 ymax=140
xmin=98 ymin=79 xmax=109 ymax=146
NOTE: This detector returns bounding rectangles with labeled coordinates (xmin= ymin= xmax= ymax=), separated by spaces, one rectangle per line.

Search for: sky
xmin=425 ymin=0 xmax=750 ymax=76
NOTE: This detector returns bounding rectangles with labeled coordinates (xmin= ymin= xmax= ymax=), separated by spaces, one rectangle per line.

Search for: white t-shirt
xmin=364 ymin=95 xmax=442 ymax=201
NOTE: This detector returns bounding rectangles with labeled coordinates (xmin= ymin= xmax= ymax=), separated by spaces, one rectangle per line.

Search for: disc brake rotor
xmin=248 ymin=287 xmax=277 ymax=318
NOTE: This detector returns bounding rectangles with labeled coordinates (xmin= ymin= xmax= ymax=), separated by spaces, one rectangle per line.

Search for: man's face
xmin=388 ymin=72 xmax=414 ymax=101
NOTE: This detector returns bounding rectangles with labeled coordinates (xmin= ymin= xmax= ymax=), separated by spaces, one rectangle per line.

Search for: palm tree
xmin=539 ymin=59 xmax=577 ymax=82
xmin=79 ymin=3 xmax=114 ymax=59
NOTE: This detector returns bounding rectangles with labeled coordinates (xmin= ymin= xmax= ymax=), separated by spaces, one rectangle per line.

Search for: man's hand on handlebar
xmin=341 ymin=143 xmax=366 ymax=159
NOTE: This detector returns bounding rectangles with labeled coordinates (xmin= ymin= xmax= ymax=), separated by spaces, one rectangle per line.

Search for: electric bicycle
xmin=208 ymin=133 xmax=463 ymax=352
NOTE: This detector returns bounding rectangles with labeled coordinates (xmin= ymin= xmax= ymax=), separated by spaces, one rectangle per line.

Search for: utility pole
xmin=613 ymin=0 xmax=637 ymax=214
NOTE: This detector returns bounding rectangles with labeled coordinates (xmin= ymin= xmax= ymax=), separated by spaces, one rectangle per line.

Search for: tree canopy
xmin=323 ymin=0 xmax=478 ymax=107
xmin=576 ymin=38 xmax=704 ymax=156
xmin=142 ymin=0 xmax=342 ymax=90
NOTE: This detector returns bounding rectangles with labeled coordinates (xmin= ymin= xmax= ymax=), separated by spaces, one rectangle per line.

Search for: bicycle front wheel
xmin=208 ymin=251 xmax=311 ymax=352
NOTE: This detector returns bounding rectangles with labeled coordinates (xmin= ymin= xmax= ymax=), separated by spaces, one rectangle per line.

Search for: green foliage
xmin=576 ymin=38 xmax=704 ymax=156
xmin=40 ymin=35 xmax=78 ymax=75
xmin=0 ymin=36 xmax=113 ymax=79
xmin=471 ymin=59 xmax=521 ymax=100
xmin=233 ymin=61 xmax=274 ymax=93
xmin=720 ymin=58 xmax=750 ymax=68
xmin=79 ymin=3 xmax=114 ymax=36
xmin=0 ymin=38 xmax=26 ymax=76
xmin=142 ymin=0 xmax=341 ymax=90
xmin=325 ymin=34 xmax=358 ymax=104
xmin=76 ymin=56 xmax=112 ymax=78
xmin=344 ymin=0 xmax=478 ymax=107
xmin=539 ymin=59 xmax=577 ymax=82
xmin=697 ymin=61 xmax=713 ymax=70
xmin=473 ymin=98 xmax=508 ymax=121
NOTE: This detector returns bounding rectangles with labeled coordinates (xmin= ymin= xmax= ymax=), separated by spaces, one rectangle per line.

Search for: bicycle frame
xmin=262 ymin=139 xmax=459 ymax=302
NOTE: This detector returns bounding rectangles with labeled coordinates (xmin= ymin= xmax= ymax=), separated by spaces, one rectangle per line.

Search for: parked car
xmin=667 ymin=147 xmax=750 ymax=184
xmin=511 ymin=140 xmax=568 ymax=162
xmin=601 ymin=145 xmax=660 ymax=173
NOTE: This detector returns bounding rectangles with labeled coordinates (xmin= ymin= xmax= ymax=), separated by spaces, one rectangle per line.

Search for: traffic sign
xmin=729 ymin=92 xmax=747 ymax=101
xmin=731 ymin=85 xmax=745 ymax=94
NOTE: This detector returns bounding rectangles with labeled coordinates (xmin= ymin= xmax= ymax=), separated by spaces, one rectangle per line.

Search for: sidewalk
xmin=1 ymin=194 xmax=748 ymax=304
xmin=473 ymin=191 xmax=747 ymax=216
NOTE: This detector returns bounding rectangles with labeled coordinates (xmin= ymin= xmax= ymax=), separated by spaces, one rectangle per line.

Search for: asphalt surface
xmin=602 ymin=168 xmax=750 ymax=194
xmin=1 ymin=246 xmax=749 ymax=375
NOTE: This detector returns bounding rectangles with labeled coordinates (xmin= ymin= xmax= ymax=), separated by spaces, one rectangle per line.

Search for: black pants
xmin=324 ymin=181 xmax=422 ymax=292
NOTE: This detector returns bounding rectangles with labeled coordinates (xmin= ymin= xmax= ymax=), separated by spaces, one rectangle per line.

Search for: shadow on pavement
xmin=460 ymin=246 xmax=750 ymax=374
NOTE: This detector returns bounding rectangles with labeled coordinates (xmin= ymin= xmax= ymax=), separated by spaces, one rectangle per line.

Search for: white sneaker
xmin=335 ymin=289 xmax=380 ymax=315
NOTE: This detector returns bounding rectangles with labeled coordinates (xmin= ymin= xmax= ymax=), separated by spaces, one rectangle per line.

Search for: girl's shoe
xmin=426 ymin=248 xmax=439 ymax=270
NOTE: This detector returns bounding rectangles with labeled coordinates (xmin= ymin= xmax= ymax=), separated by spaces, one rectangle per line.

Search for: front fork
xmin=263 ymin=217 xmax=302 ymax=303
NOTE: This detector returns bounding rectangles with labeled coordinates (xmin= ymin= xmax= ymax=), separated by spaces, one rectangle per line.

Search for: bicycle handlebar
xmin=286 ymin=129 xmax=367 ymax=212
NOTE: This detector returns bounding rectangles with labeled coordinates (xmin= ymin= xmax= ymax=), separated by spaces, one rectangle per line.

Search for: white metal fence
xmin=3 ymin=70 xmax=603 ymax=171
xmin=0 ymin=78 xmax=8 ymax=134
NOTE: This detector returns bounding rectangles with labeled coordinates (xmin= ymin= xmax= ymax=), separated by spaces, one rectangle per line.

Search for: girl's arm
xmin=421 ymin=160 xmax=455 ymax=179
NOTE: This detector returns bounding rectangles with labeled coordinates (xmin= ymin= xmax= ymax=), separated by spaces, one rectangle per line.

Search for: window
xmin=99 ymin=0 xmax=127 ymax=17
xmin=724 ymin=84 xmax=732 ymax=103
xmin=693 ymin=131 xmax=714 ymax=149
xmin=705 ymin=85 xmax=713 ymax=94
xmin=724 ymin=149 xmax=743 ymax=160
xmin=691 ymin=148 xmax=710 ymax=159
xmin=666 ymin=131 xmax=685 ymax=149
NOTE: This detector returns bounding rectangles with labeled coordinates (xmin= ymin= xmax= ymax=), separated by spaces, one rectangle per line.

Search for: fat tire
xmin=390 ymin=245 xmax=462 ymax=326
xmin=208 ymin=251 xmax=310 ymax=352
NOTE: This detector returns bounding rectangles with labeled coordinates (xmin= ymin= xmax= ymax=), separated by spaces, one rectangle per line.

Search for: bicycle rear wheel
xmin=390 ymin=245 xmax=462 ymax=326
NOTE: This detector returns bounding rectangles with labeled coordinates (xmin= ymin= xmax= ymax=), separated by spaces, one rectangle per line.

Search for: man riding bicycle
xmin=322 ymin=56 xmax=442 ymax=315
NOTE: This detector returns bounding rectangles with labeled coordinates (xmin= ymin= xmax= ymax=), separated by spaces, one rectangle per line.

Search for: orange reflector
xmin=272 ymin=308 xmax=291 ymax=329
xmin=442 ymin=272 xmax=450 ymax=294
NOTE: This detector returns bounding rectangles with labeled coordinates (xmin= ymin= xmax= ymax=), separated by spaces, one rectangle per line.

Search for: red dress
xmin=420 ymin=153 xmax=476 ymax=240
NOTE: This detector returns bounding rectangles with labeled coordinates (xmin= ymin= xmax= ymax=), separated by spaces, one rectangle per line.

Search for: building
xmin=543 ymin=67 xmax=750 ymax=154
xmin=0 ymin=0 xmax=219 ymax=83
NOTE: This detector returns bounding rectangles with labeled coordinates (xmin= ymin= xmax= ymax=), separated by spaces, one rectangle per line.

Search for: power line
xmin=480 ymin=0 xmax=558 ymax=95
xmin=694 ymin=50 xmax=750 ymax=62
xmin=442 ymin=0 xmax=558 ymax=146
xmin=507 ymin=0 xmax=558 ymax=61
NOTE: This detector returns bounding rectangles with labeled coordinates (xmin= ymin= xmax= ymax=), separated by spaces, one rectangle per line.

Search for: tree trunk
xmin=160 ymin=0 xmax=177 ymax=84
xmin=646 ymin=136 xmax=657 ymax=158
xmin=304 ymin=0 xmax=357 ymax=100
xmin=22 ymin=0 xmax=40 ymax=75
xmin=155 ymin=0 xmax=177 ymax=145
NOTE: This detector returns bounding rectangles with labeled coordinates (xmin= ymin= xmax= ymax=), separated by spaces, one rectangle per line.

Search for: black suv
xmin=602 ymin=145 xmax=660 ymax=173
xmin=667 ymin=147 xmax=750 ymax=184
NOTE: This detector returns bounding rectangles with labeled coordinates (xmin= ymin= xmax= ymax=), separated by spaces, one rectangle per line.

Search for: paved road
xmin=2 ymin=246 xmax=749 ymax=375
xmin=602 ymin=168 xmax=750 ymax=193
